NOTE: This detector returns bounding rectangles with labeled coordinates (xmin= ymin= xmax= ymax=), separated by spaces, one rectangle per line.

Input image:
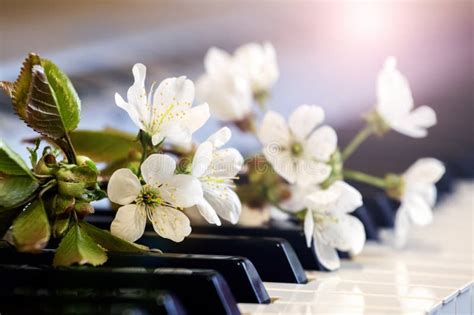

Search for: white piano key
xmin=239 ymin=182 xmax=474 ymax=315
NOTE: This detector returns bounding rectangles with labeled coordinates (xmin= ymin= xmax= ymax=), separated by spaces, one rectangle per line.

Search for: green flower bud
xmin=34 ymin=153 xmax=57 ymax=175
xmin=75 ymin=200 xmax=95 ymax=217
xmin=385 ymin=173 xmax=405 ymax=200
xmin=54 ymin=195 xmax=75 ymax=215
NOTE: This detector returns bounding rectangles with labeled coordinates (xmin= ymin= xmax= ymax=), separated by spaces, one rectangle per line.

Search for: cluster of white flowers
xmin=196 ymin=42 xmax=279 ymax=122
xmin=259 ymin=105 xmax=366 ymax=270
xmin=375 ymin=57 xmax=444 ymax=247
xmin=111 ymin=64 xmax=244 ymax=242
xmin=109 ymin=44 xmax=444 ymax=265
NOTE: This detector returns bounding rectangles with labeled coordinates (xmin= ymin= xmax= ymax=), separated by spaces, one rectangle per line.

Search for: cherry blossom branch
xmin=341 ymin=124 xmax=373 ymax=161
xmin=343 ymin=169 xmax=386 ymax=189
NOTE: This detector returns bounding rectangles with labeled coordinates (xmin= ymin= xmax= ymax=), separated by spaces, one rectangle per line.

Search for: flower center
xmin=136 ymin=185 xmax=163 ymax=206
xmin=291 ymin=142 xmax=304 ymax=157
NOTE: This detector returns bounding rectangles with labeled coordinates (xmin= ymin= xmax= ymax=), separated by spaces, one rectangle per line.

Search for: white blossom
xmin=376 ymin=57 xmax=436 ymax=138
xmin=115 ymin=63 xmax=210 ymax=146
xmin=233 ymin=42 xmax=279 ymax=94
xmin=302 ymin=181 xmax=365 ymax=271
xmin=107 ymin=154 xmax=203 ymax=243
xmin=190 ymin=127 xmax=244 ymax=225
xmin=258 ymin=105 xmax=337 ymax=186
xmin=196 ymin=49 xmax=253 ymax=121
xmin=393 ymin=158 xmax=445 ymax=248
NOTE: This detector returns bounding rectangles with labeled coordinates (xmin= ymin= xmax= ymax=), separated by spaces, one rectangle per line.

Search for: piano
xmin=1 ymin=175 xmax=472 ymax=314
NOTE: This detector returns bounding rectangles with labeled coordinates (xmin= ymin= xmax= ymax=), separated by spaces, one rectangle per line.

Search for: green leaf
xmin=79 ymin=221 xmax=148 ymax=253
xmin=11 ymin=53 xmax=42 ymax=120
xmin=0 ymin=206 xmax=22 ymax=238
xmin=23 ymin=61 xmax=80 ymax=139
xmin=53 ymin=223 xmax=107 ymax=267
xmin=70 ymin=129 xmax=139 ymax=163
xmin=0 ymin=140 xmax=39 ymax=208
xmin=0 ymin=139 xmax=35 ymax=177
xmin=41 ymin=58 xmax=81 ymax=134
xmin=12 ymin=199 xmax=50 ymax=252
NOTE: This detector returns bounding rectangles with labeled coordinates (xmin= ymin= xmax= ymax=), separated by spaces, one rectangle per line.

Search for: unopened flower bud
xmin=54 ymin=195 xmax=75 ymax=215
xmin=34 ymin=154 xmax=57 ymax=175
xmin=75 ymin=200 xmax=95 ymax=217
xmin=385 ymin=173 xmax=405 ymax=200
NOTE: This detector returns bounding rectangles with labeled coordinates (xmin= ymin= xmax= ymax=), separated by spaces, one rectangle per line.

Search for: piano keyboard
xmin=239 ymin=181 xmax=473 ymax=315
xmin=1 ymin=181 xmax=472 ymax=315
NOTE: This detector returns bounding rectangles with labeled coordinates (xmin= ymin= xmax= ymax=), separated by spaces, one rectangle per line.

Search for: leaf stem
xmin=343 ymin=169 xmax=386 ymax=189
xmin=64 ymin=133 xmax=78 ymax=164
xmin=341 ymin=124 xmax=373 ymax=161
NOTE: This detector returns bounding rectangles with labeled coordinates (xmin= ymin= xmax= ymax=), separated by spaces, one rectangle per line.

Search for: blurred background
xmin=0 ymin=0 xmax=472 ymax=174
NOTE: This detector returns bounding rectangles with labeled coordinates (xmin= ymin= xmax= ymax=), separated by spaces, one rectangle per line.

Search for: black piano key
xmin=0 ymin=248 xmax=269 ymax=304
xmin=0 ymin=292 xmax=187 ymax=315
xmin=189 ymin=221 xmax=327 ymax=271
xmin=138 ymin=233 xmax=308 ymax=283
xmin=363 ymin=195 xmax=397 ymax=228
xmin=0 ymin=265 xmax=240 ymax=315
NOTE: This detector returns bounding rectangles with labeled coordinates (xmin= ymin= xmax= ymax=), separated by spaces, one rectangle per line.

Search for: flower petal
xmin=306 ymin=126 xmax=338 ymax=162
xmin=391 ymin=106 xmax=436 ymax=138
xmin=345 ymin=215 xmax=366 ymax=255
xmin=305 ymin=186 xmax=340 ymax=212
xmin=107 ymin=168 xmax=141 ymax=205
xmin=192 ymin=142 xmax=213 ymax=178
xmin=295 ymin=158 xmax=331 ymax=186
xmin=288 ymin=105 xmax=325 ymax=141
xmin=400 ymin=194 xmax=433 ymax=226
xmin=110 ymin=204 xmax=146 ymax=242
xmin=403 ymin=158 xmax=445 ymax=186
xmin=206 ymin=148 xmax=244 ymax=178
xmin=132 ymin=63 xmax=146 ymax=88
xmin=195 ymin=199 xmax=222 ymax=226
xmin=393 ymin=207 xmax=411 ymax=248
xmin=206 ymin=127 xmax=232 ymax=148
xmin=258 ymin=110 xmax=290 ymax=147
xmin=150 ymin=206 xmax=191 ymax=242
xmin=204 ymin=47 xmax=233 ymax=75
xmin=330 ymin=181 xmax=363 ymax=214
xmin=204 ymin=187 xmax=241 ymax=224
xmin=304 ymin=209 xmax=314 ymax=247
xmin=153 ymin=76 xmax=195 ymax=110
xmin=376 ymin=57 xmax=414 ymax=123
xmin=161 ymin=174 xmax=203 ymax=208
xmin=186 ymin=103 xmax=210 ymax=133
xmin=141 ymin=154 xmax=176 ymax=186
xmin=263 ymin=148 xmax=296 ymax=184
xmin=115 ymin=93 xmax=144 ymax=131
xmin=314 ymin=231 xmax=340 ymax=271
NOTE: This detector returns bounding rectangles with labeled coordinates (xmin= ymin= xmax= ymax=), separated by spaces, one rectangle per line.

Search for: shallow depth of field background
xmin=0 ymin=0 xmax=472 ymax=174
